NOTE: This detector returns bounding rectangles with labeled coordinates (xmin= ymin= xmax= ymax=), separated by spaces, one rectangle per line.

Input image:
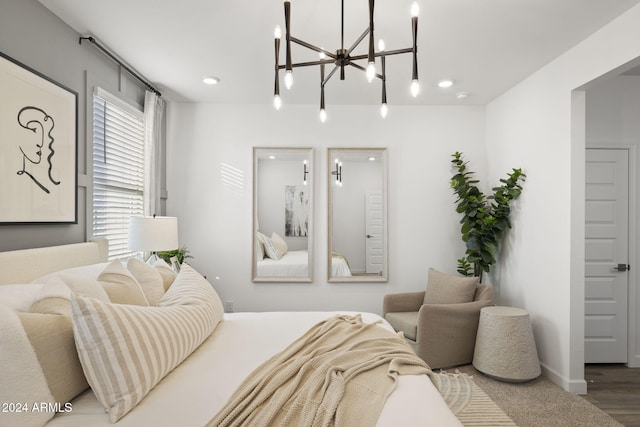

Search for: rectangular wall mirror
xmin=253 ymin=147 xmax=313 ymax=282
xmin=328 ymin=148 xmax=388 ymax=282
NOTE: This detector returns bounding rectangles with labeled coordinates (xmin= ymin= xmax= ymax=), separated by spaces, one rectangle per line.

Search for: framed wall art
xmin=0 ymin=51 xmax=77 ymax=224
xmin=284 ymin=185 xmax=309 ymax=237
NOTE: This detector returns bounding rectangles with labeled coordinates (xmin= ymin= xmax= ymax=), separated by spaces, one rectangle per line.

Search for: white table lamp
xmin=128 ymin=216 xmax=179 ymax=261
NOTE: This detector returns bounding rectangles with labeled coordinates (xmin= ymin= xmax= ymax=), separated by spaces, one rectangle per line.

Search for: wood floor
xmin=582 ymin=364 xmax=640 ymax=427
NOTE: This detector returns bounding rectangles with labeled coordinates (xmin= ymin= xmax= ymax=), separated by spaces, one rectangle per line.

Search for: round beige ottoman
xmin=473 ymin=306 xmax=541 ymax=382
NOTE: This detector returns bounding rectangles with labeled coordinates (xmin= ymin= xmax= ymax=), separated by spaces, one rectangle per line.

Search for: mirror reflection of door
xmin=253 ymin=147 xmax=313 ymax=282
xmin=365 ymin=191 xmax=384 ymax=274
xmin=328 ymin=148 xmax=387 ymax=282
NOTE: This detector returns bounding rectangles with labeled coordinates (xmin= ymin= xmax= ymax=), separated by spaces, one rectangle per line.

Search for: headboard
xmin=0 ymin=237 xmax=108 ymax=285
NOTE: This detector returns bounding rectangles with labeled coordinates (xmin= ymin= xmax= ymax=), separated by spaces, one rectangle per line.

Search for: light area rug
xmin=434 ymin=371 xmax=516 ymax=426
xmin=453 ymin=365 xmax=624 ymax=427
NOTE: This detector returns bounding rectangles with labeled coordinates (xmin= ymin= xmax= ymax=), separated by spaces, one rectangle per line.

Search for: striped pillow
xmin=70 ymin=264 xmax=224 ymax=422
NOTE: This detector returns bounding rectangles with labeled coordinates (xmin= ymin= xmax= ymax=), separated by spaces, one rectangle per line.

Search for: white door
xmin=365 ymin=192 xmax=383 ymax=274
xmin=585 ymin=148 xmax=629 ymax=363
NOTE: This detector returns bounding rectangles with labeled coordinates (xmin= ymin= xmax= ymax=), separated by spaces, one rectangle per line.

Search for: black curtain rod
xmin=79 ymin=36 xmax=162 ymax=97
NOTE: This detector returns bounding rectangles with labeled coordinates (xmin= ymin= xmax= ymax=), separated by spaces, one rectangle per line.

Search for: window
xmin=92 ymin=88 xmax=145 ymax=259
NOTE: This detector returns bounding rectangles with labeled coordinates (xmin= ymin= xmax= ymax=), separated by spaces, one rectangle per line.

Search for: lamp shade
xmin=128 ymin=216 xmax=179 ymax=252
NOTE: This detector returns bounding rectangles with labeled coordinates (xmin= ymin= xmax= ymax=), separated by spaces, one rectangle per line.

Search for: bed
xmin=256 ymin=249 xmax=310 ymax=277
xmin=257 ymin=249 xmax=352 ymax=277
xmin=0 ymin=238 xmax=460 ymax=427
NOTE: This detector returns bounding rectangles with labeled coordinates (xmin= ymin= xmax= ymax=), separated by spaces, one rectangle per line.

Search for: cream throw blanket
xmin=208 ymin=314 xmax=433 ymax=427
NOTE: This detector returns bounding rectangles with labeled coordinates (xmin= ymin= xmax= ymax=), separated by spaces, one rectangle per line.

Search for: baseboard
xmin=628 ymin=353 xmax=640 ymax=368
xmin=540 ymin=362 xmax=587 ymax=394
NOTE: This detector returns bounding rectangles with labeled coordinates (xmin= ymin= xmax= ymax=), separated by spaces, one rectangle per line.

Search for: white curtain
xmin=143 ymin=90 xmax=165 ymax=216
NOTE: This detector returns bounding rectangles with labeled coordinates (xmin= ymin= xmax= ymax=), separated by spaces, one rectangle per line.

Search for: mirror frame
xmin=252 ymin=147 xmax=314 ymax=283
xmin=327 ymin=147 xmax=388 ymax=282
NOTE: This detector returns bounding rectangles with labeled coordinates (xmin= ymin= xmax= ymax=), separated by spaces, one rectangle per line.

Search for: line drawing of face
xmin=16 ymin=106 xmax=58 ymax=194
xmin=18 ymin=115 xmax=44 ymax=164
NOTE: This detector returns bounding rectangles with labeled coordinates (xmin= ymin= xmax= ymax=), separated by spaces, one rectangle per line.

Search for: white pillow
xmin=0 ymin=284 xmax=45 ymax=311
xmin=45 ymin=274 xmax=110 ymax=302
xmin=31 ymin=262 xmax=110 ymax=284
xmin=127 ymin=258 xmax=165 ymax=305
xmin=71 ymin=264 xmax=224 ymax=422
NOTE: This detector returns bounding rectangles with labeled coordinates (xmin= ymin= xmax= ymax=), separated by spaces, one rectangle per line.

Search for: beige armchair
xmin=383 ymin=282 xmax=493 ymax=369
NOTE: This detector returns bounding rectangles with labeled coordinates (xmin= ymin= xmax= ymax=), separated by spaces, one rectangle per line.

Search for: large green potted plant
xmin=450 ymin=152 xmax=525 ymax=282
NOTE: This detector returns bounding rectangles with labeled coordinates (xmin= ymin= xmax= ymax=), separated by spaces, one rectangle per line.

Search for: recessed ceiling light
xmin=456 ymin=91 xmax=469 ymax=99
xmin=438 ymin=79 xmax=454 ymax=88
xmin=203 ymin=76 xmax=221 ymax=85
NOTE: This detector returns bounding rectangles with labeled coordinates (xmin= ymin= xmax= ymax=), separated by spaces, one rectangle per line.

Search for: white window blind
xmin=92 ymin=88 xmax=145 ymax=260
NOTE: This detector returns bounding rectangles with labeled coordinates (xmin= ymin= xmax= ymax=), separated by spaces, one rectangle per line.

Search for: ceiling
xmin=39 ymin=0 xmax=640 ymax=106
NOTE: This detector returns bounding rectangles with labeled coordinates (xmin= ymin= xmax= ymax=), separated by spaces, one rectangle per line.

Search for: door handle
xmin=614 ymin=264 xmax=630 ymax=272
xmin=367 ymin=234 xmax=373 ymax=238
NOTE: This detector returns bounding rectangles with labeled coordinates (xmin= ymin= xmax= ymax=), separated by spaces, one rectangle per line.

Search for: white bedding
xmin=331 ymin=255 xmax=352 ymax=277
xmin=47 ymin=312 xmax=461 ymax=427
xmin=257 ymin=250 xmax=352 ymax=277
xmin=257 ymin=249 xmax=310 ymax=277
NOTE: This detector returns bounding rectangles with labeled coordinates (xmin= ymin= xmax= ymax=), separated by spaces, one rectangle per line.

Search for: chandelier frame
xmin=273 ymin=0 xmax=419 ymax=119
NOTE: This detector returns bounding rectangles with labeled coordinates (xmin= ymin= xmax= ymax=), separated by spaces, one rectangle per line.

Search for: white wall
xmin=166 ymin=103 xmax=485 ymax=314
xmin=585 ymin=75 xmax=640 ymax=366
xmin=485 ymin=3 xmax=640 ymax=392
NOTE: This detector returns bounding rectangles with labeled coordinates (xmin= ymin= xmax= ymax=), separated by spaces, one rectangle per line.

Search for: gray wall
xmin=0 ymin=0 xmax=147 ymax=252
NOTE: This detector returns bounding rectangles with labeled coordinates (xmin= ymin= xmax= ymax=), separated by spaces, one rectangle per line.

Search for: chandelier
xmin=273 ymin=0 xmax=419 ymax=121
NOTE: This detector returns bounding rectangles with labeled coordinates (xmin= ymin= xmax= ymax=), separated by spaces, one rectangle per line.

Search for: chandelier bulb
xmin=366 ymin=62 xmax=376 ymax=83
xmin=411 ymin=79 xmax=420 ymax=97
xmin=378 ymin=39 xmax=386 ymax=52
xmin=274 ymin=26 xmax=282 ymax=39
xmin=380 ymin=103 xmax=388 ymax=118
xmin=411 ymin=2 xmax=419 ymax=17
xmin=319 ymin=48 xmax=326 ymax=59
xmin=273 ymin=95 xmax=282 ymax=110
xmin=320 ymin=109 xmax=327 ymax=123
xmin=284 ymin=70 xmax=293 ymax=89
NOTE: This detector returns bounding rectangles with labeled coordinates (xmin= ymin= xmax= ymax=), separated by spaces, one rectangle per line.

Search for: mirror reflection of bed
xmin=328 ymin=148 xmax=387 ymax=282
xmin=253 ymin=148 xmax=313 ymax=282
xmin=258 ymin=249 xmax=352 ymax=278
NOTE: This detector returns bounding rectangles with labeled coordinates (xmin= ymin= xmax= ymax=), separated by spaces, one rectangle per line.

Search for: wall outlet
xmin=225 ymin=300 xmax=234 ymax=313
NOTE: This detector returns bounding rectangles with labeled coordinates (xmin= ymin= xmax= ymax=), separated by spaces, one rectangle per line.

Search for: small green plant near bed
xmin=450 ymin=151 xmax=525 ymax=282
xmin=157 ymin=246 xmax=192 ymax=265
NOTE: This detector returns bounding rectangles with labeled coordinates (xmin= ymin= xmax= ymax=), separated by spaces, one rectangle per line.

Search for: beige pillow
xmin=263 ymin=232 xmax=288 ymax=260
xmin=71 ymin=263 xmax=224 ymax=422
xmin=127 ymin=258 xmax=165 ymax=305
xmin=98 ymin=260 xmax=148 ymax=305
xmin=423 ymin=268 xmax=479 ymax=305
xmin=256 ymin=237 xmax=265 ymax=261
xmin=153 ymin=258 xmax=177 ymax=291
xmin=0 ymin=300 xmax=88 ymax=427
xmin=271 ymin=232 xmax=288 ymax=256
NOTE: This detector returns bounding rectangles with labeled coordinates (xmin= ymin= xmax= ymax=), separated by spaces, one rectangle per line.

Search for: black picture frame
xmin=0 ymin=51 xmax=78 ymax=224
